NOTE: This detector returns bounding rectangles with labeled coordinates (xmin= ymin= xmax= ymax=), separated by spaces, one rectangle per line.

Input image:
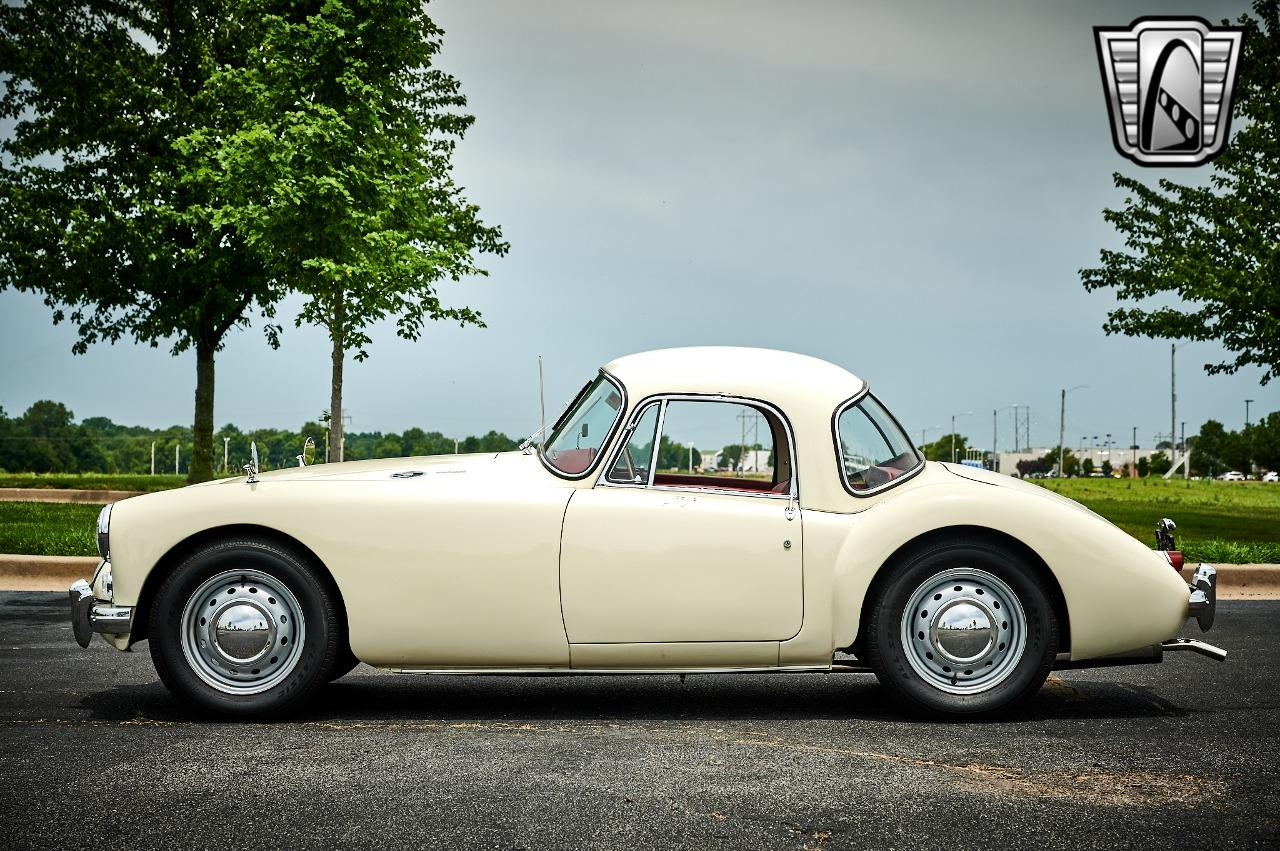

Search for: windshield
xmin=541 ymin=372 xmax=626 ymax=477
xmin=835 ymin=394 xmax=921 ymax=493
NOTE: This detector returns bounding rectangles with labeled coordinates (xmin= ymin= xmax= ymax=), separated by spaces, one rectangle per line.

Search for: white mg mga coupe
xmin=70 ymin=348 xmax=1223 ymax=717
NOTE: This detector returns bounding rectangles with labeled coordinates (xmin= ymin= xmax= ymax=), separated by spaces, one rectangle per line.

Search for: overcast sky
xmin=1 ymin=0 xmax=1274 ymax=452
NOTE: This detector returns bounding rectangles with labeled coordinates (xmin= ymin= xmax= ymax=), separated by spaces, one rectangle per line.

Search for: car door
xmin=559 ymin=396 xmax=803 ymax=648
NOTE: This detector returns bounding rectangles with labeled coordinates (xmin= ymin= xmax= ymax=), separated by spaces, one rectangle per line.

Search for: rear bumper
xmin=69 ymin=571 xmax=133 ymax=649
xmin=1186 ymin=563 xmax=1217 ymax=632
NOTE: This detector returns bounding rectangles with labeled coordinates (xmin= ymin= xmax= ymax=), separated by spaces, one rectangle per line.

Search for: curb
xmin=0 ymin=555 xmax=100 ymax=589
xmin=0 ymin=488 xmax=142 ymax=504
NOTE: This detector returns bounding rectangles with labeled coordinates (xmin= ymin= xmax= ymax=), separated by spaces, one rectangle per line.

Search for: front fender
xmin=828 ymin=477 xmax=1189 ymax=661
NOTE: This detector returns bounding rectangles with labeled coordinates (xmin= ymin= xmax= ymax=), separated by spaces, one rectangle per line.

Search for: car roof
xmin=603 ymin=347 xmax=866 ymax=405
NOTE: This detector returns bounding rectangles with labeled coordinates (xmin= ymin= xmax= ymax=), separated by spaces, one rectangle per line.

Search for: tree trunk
xmin=188 ymin=337 xmax=216 ymax=484
xmin=330 ymin=300 xmax=345 ymax=463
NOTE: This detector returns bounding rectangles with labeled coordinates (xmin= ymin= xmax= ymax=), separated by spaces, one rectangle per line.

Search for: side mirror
xmin=244 ymin=441 xmax=260 ymax=484
xmin=298 ymin=437 xmax=316 ymax=467
xmin=580 ymin=422 xmax=589 ymax=438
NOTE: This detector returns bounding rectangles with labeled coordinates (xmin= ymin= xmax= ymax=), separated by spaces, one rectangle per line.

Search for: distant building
xmin=994 ymin=447 xmax=1167 ymax=476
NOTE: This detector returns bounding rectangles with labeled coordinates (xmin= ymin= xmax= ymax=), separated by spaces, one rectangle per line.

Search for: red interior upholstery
xmin=549 ymin=447 xmax=597 ymax=474
xmin=652 ymin=473 xmax=778 ymax=493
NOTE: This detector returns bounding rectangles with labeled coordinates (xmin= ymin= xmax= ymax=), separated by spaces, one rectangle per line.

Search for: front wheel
xmin=149 ymin=537 xmax=342 ymax=717
xmin=864 ymin=539 xmax=1058 ymax=717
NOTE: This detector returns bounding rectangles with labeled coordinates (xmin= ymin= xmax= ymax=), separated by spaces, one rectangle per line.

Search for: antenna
xmin=538 ymin=355 xmax=546 ymax=449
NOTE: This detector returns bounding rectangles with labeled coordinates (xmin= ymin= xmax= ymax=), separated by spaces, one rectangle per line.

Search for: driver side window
xmin=606 ymin=403 xmax=660 ymax=484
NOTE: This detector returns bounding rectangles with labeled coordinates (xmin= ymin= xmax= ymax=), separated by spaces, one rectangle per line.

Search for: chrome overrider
xmin=1164 ymin=563 xmax=1225 ymax=660
xmin=69 ymin=561 xmax=133 ymax=649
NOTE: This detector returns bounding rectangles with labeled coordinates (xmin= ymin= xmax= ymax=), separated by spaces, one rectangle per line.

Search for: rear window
xmin=835 ymin=394 xmax=921 ymax=493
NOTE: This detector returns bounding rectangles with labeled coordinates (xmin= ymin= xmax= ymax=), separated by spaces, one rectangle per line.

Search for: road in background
xmin=2 ymin=593 xmax=1277 ymax=849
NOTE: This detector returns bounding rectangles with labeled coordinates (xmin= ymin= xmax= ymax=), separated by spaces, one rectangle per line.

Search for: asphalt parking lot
xmin=2 ymin=592 xmax=1277 ymax=849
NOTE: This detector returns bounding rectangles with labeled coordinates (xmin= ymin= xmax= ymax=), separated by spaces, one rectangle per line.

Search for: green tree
xmin=1081 ymin=458 xmax=1095 ymax=476
xmin=1148 ymin=451 xmax=1172 ymax=476
xmin=1137 ymin=455 xmax=1150 ymax=477
xmin=921 ymin=434 xmax=968 ymax=463
xmin=1039 ymin=446 xmax=1079 ymax=477
xmin=185 ymin=0 xmax=508 ymax=462
xmin=1080 ymin=0 xmax=1280 ymax=384
xmin=1191 ymin=420 xmax=1229 ymax=475
xmin=1252 ymin=411 xmax=1280 ymax=470
xmin=0 ymin=1 xmax=282 ymax=483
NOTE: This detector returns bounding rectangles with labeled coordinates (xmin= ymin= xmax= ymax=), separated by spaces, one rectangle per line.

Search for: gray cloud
xmin=0 ymin=0 xmax=1272 ymax=452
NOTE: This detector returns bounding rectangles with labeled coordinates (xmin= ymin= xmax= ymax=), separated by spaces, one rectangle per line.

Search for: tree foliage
xmin=0 ymin=400 xmax=517 ymax=474
xmin=182 ymin=0 xmax=508 ymax=460
xmin=920 ymin=433 xmax=969 ymax=463
xmin=1080 ymin=0 xmax=1280 ymax=383
xmin=0 ymin=0 xmax=282 ymax=483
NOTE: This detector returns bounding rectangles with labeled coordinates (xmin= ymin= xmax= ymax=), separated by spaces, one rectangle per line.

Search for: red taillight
xmin=1163 ymin=550 xmax=1185 ymax=571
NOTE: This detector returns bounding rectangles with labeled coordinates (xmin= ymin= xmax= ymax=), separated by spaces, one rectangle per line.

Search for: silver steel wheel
xmin=899 ymin=567 xmax=1027 ymax=695
xmin=179 ymin=569 xmax=306 ymax=695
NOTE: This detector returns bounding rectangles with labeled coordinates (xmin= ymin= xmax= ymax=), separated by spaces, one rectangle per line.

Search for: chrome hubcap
xmin=900 ymin=567 xmax=1027 ymax=695
xmin=179 ymin=569 xmax=305 ymax=695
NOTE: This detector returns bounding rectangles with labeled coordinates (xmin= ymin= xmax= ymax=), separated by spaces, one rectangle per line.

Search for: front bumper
xmin=69 ymin=568 xmax=134 ymax=649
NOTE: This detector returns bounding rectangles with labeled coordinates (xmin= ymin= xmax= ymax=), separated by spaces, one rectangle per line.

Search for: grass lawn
xmin=0 ymin=473 xmax=186 ymax=492
xmin=1 ymin=476 xmax=1276 ymax=562
xmin=0 ymin=501 xmax=102 ymax=557
xmin=1035 ymin=478 xmax=1280 ymax=563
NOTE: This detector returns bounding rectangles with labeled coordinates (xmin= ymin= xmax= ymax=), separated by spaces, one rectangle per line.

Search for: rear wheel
xmin=149 ymin=537 xmax=341 ymax=717
xmin=864 ymin=538 xmax=1057 ymax=717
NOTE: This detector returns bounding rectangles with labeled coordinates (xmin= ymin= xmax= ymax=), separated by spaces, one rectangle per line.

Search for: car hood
xmin=197 ymin=450 xmax=554 ymax=487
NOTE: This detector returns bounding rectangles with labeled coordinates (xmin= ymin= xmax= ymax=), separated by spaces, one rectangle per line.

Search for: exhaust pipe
xmin=1161 ymin=637 xmax=1227 ymax=662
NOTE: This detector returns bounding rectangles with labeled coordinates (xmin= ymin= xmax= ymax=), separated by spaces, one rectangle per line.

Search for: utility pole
xmin=174 ymin=443 xmax=179 ymax=475
xmin=223 ymin=437 xmax=230 ymax=474
xmin=150 ymin=441 xmax=155 ymax=476
xmin=1245 ymin=399 xmax=1254 ymax=429
xmin=1182 ymin=421 xmax=1188 ymax=480
xmin=1171 ymin=342 xmax=1177 ymax=472
xmin=687 ymin=442 xmax=696 ymax=474
xmin=1132 ymin=425 xmax=1137 ymax=476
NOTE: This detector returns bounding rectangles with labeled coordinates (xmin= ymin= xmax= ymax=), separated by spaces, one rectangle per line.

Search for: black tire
xmin=148 ymin=537 xmax=341 ymax=718
xmin=329 ymin=648 xmax=361 ymax=681
xmin=864 ymin=537 xmax=1058 ymax=717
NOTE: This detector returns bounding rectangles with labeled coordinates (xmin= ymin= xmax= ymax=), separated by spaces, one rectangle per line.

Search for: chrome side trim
xmin=1161 ymin=638 xmax=1227 ymax=662
xmin=390 ymin=665 xmax=835 ymax=676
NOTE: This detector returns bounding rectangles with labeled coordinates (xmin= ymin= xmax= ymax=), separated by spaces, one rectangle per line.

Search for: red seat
xmin=549 ymin=448 xmax=597 ymax=474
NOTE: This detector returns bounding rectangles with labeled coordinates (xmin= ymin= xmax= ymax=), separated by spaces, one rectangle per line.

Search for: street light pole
xmin=223 ymin=437 xmax=230 ymax=474
xmin=950 ymin=412 xmax=973 ymax=464
xmin=1059 ymin=386 xmax=1087 ymax=478
xmin=993 ymin=404 xmax=1016 ymax=473
xmin=1132 ymin=425 xmax=1137 ymax=476
xmin=1245 ymin=399 xmax=1254 ymax=429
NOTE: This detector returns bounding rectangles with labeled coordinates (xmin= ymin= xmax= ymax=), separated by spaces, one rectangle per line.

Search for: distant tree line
xmin=1011 ymin=412 xmax=1280 ymax=477
xmin=0 ymin=400 xmax=517 ymax=475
